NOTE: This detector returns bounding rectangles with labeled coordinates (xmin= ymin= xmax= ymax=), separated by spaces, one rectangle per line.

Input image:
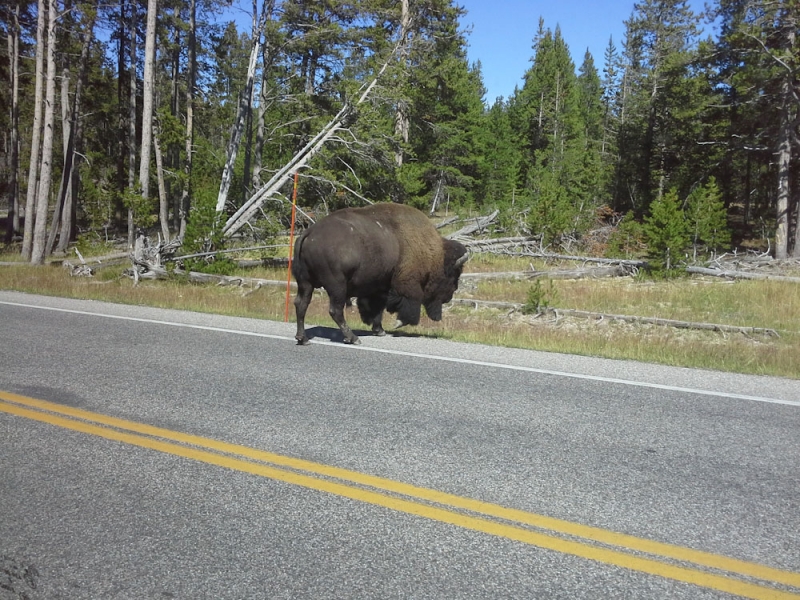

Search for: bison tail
xmin=290 ymin=231 xmax=309 ymax=282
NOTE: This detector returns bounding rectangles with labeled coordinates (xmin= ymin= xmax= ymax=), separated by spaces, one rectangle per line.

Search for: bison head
xmin=389 ymin=239 xmax=469 ymax=327
xmin=422 ymin=239 xmax=468 ymax=321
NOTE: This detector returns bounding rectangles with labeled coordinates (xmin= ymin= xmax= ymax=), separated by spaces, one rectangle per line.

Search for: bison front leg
xmin=328 ymin=293 xmax=360 ymax=344
xmin=293 ymin=281 xmax=314 ymax=345
xmin=357 ymin=295 xmax=388 ymax=337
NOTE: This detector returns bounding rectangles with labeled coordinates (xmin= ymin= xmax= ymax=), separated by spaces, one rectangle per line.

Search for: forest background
xmin=1 ymin=0 xmax=800 ymax=267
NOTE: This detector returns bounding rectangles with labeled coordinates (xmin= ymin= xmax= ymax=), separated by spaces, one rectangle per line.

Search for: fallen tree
xmin=445 ymin=210 xmax=499 ymax=238
xmin=448 ymin=298 xmax=780 ymax=337
xmin=686 ymin=266 xmax=800 ymax=283
xmin=460 ymin=265 xmax=635 ymax=281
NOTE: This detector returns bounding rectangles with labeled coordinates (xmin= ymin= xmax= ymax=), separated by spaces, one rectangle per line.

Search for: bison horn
xmin=455 ymin=252 xmax=469 ymax=267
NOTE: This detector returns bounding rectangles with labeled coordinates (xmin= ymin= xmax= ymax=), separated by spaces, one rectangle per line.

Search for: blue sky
xmin=460 ymin=0 xmax=635 ymax=102
xmin=461 ymin=0 xmax=711 ymax=103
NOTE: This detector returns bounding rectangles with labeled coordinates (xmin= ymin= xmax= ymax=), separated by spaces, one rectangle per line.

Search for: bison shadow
xmin=303 ymin=326 xmax=424 ymax=344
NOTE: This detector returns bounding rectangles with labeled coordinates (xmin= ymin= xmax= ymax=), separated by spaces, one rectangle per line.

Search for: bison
xmin=291 ymin=203 xmax=469 ymax=345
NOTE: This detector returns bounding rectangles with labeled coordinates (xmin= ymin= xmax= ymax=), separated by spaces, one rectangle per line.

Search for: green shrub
xmin=521 ymin=279 xmax=559 ymax=314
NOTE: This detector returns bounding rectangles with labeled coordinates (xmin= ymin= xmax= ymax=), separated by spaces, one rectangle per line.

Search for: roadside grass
xmin=1 ymin=252 xmax=797 ymax=379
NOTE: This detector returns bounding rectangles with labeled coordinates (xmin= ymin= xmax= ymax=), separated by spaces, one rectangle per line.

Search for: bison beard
xmin=292 ymin=203 xmax=468 ymax=345
xmin=386 ymin=289 xmax=422 ymax=327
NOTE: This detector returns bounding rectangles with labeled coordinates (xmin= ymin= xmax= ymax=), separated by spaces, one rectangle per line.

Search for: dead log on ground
xmin=463 ymin=241 xmax=648 ymax=268
xmin=127 ymin=263 xmax=295 ymax=290
xmin=686 ymin=266 xmax=800 ymax=283
xmin=446 ymin=210 xmax=499 ymax=238
xmin=435 ymin=216 xmax=460 ymax=229
xmin=461 ymin=265 xmax=634 ymax=281
xmin=448 ymin=298 xmax=779 ymax=337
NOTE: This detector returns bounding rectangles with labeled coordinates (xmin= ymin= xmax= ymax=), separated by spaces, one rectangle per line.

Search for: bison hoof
xmin=343 ymin=336 xmax=361 ymax=345
xmin=394 ymin=319 xmax=407 ymax=329
xmin=296 ymin=336 xmax=310 ymax=346
xmin=372 ymin=328 xmax=386 ymax=337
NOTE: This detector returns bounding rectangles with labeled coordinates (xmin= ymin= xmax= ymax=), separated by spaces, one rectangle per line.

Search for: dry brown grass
xmin=1 ymin=255 xmax=798 ymax=379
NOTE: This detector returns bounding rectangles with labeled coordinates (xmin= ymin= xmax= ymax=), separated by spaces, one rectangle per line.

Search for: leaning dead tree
xmin=220 ymin=34 xmax=410 ymax=239
xmin=215 ymin=0 xmax=274 ymax=215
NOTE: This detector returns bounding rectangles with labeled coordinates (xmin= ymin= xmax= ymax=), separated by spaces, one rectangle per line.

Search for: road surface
xmin=1 ymin=291 xmax=799 ymax=599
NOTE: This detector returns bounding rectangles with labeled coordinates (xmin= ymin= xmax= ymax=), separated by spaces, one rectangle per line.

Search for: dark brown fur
xmin=292 ymin=203 xmax=468 ymax=344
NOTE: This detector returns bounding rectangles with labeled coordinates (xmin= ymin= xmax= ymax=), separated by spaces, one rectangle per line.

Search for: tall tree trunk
xmin=775 ymin=73 xmax=791 ymax=260
xmin=31 ymin=0 xmax=58 ymax=265
xmin=154 ymin=124 xmax=170 ymax=241
xmin=127 ymin=0 xmax=137 ymax=249
xmin=394 ymin=0 xmax=410 ymax=168
xmin=138 ymin=0 xmax=158 ymax=218
xmin=50 ymin=8 xmax=97 ymax=255
xmin=21 ymin=0 xmax=46 ymax=260
xmin=116 ymin=4 xmax=126 ymax=226
xmin=178 ymin=0 xmax=196 ymax=241
xmin=46 ymin=3 xmax=74 ymax=256
xmin=252 ymin=0 xmax=277 ymax=191
xmin=216 ymin=11 xmax=263 ymax=214
xmin=170 ymin=4 xmax=181 ymax=233
xmin=5 ymin=2 xmax=21 ymax=244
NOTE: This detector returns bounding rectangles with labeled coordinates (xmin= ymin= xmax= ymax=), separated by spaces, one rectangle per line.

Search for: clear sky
xmin=459 ymin=0 xmax=637 ymax=103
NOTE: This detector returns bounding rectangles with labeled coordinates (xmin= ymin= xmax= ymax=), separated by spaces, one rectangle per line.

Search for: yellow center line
xmin=1 ymin=392 xmax=799 ymax=600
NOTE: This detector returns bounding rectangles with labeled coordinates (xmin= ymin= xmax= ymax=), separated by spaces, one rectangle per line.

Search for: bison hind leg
xmin=293 ymin=280 xmax=315 ymax=345
xmin=326 ymin=291 xmax=360 ymax=344
xmin=357 ymin=294 xmax=388 ymax=336
xmin=387 ymin=289 xmax=421 ymax=327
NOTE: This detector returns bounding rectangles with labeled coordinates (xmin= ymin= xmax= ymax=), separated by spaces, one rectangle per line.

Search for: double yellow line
xmin=2 ymin=390 xmax=798 ymax=599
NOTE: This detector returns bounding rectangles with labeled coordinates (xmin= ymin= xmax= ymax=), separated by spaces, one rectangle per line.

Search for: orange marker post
xmin=284 ymin=172 xmax=299 ymax=322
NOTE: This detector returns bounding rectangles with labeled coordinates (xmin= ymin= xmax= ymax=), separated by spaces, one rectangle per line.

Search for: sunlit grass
xmin=1 ymin=251 xmax=798 ymax=379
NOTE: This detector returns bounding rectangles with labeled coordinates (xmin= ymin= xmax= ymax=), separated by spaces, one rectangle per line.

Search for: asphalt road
xmin=1 ymin=290 xmax=799 ymax=600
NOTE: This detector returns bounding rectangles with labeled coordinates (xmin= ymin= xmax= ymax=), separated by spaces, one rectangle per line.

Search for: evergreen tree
xmin=478 ymin=97 xmax=520 ymax=212
xmin=394 ymin=0 xmax=485 ymax=212
xmin=614 ymin=0 xmax=702 ymax=215
xmin=686 ymin=176 xmax=731 ymax=257
xmin=512 ymin=21 xmax=593 ymax=241
xmin=577 ymin=49 xmax=606 ymax=208
xmin=710 ymin=0 xmax=800 ymax=258
xmin=644 ymin=187 xmax=690 ymax=270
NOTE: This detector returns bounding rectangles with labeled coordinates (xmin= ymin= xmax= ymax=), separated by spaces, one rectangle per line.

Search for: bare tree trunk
xmin=21 ymin=0 xmax=46 ymax=260
xmin=178 ymin=0 xmax=196 ymax=241
xmin=394 ymin=0 xmax=410 ymax=168
xmin=154 ymin=124 xmax=170 ymax=241
xmin=775 ymin=73 xmax=791 ymax=259
xmin=5 ymin=2 xmax=21 ymax=244
xmin=31 ymin=0 xmax=58 ymax=265
xmin=170 ymin=4 xmax=181 ymax=233
xmin=215 ymin=12 xmax=263 ymax=214
xmin=49 ymin=6 xmax=95 ymax=255
xmin=252 ymin=0 xmax=277 ymax=191
xmin=138 ymin=0 xmax=158 ymax=214
xmin=127 ymin=0 xmax=137 ymax=249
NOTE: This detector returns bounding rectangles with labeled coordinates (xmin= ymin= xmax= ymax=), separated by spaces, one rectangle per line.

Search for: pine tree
xmin=577 ymin=49 xmax=606 ymax=208
xmin=686 ymin=176 xmax=731 ymax=257
xmin=711 ymin=0 xmax=800 ymax=258
xmin=512 ymin=22 xmax=592 ymax=241
xmin=615 ymin=0 xmax=702 ymax=215
xmin=478 ymin=98 xmax=520 ymax=211
xmin=393 ymin=0 xmax=485 ymax=212
xmin=644 ymin=187 xmax=690 ymax=270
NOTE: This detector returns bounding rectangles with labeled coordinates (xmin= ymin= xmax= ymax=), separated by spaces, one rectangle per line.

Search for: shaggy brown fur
xmin=291 ymin=203 xmax=468 ymax=345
